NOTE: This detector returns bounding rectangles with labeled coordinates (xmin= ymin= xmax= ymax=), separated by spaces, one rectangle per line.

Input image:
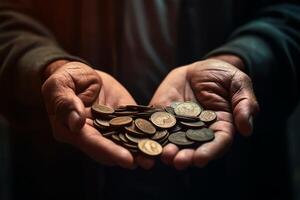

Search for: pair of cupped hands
xmin=41 ymin=55 xmax=259 ymax=170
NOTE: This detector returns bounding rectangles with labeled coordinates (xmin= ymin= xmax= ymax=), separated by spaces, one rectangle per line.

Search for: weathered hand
xmin=150 ymin=58 xmax=259 ymax=170
xmin=41 ymin=61 xmax=137 ymax=169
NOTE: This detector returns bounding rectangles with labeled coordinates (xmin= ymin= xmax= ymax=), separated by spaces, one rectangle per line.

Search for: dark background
xmin=288 ymin=102 xmax=300 ymax=200
xmin=1 ymin=103 xmax=300 ymax=200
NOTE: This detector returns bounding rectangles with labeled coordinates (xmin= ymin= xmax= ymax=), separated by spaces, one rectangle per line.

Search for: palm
xmin=78 ymin=70 xmax=137 ymax=168
xmin=150 ymin=59 xmax=258 ymax=169
xmin=43 ymin=63 xmax=137 ymax=169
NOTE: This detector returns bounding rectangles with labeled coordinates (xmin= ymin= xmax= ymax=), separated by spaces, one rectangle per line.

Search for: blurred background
xmin=288 ymin=102 xmax=300 ymax=200
xmin=0 ymin=103 xmax=300 ymax=199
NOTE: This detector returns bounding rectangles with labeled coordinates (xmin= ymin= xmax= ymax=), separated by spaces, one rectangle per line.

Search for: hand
xmin=41 ymin=61 xmax=137 ymax=169
xmin=150 ymin=57 xmax=259 ymax=170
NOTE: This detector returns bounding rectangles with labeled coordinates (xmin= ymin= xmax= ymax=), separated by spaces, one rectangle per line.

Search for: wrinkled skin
xmin=41 ymin=59 xmax=259 ymax=170
xmin=42 ymin=61 xmax=141 ymax=169
xmin=149 ymin=59 xmax=259 ymax=170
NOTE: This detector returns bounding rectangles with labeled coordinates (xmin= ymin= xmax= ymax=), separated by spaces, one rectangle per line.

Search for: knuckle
xmin=239 ymin=72 xmax=252 ymax=85
xmin=42 ymin=74 xmax=68 ymax=94
xmin=54 ymin=95 xmax=73 ymax=115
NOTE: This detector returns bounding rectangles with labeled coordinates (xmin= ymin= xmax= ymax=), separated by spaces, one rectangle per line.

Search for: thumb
xmin=56 ymin=92 xmax=86 ymax=133
xmin=42 ymin=74 xmax=86 ymax=133
xmin=231 ymin=74 xmax=259 ymax=136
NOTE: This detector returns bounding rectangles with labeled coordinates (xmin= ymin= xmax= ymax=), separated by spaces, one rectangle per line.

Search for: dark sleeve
xmin=0 ymin=2 xmax=85 ymax=115
xmin=207 ymin=3 xmax=300 ymax=116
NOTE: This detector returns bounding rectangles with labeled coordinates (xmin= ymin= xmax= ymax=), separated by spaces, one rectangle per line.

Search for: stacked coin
xmin=92 ymin=101 xmax=217 ymax=157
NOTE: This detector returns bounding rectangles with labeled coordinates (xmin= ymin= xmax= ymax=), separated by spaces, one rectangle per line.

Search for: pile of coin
xmin=92 ymin=101 xmax=217 ymax=157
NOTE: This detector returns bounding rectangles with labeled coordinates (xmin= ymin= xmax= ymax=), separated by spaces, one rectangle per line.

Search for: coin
xmin=186 ymin=128 xmax=214 ymax=142
xmin=165 ymin=106 xmax=175 ymax=115
xmin=180 ymin=120 xmax=205 ymax=128
xmin=114 ymin=111 xmax=138 ymax=116
xmin=102 ymin=131 xmax=117 ymax=137
xmin=169 ymin=125 xmax=183 ymax=133
xmin=135 ymin=112 xmax=153 ymax=118
xmin=123 ymin=142 xmax=138 ymax=149
xmin=128 ymin=148 xmax=138 ymax=153
xmin=119 ymin=133 xmax=130 ymax=143
xmin=125 ymin=123 xmax=146 ymax=137
xmin=125 ymin=133 xmax=146 ymax=144
xmin=152 ymin=130 xmax=169 ymax=140
xmin=93 ymin=120 xmax=106 ymax=131
xmin=135 ymin=118 xmax=156 ymax=135
xmin=92 ymin=101 xmax=216 ymax=157
xmin=161 ymin=139 xmax=169 ymax=146
xmin=115 ymin=107 xmax=128 ymax=112
xmin=95 ymin=119 xmax=110 ymax=128
xmin=150 ymin=111 xmax=176 ymax=129
xmin=168 ymin=131 xmax=195 ymax=146
xmin=174 ymin=102 xmax=201 ymax=117
xmin=126 ymin=105 xmax=153 ymax=111
xmin=136 ymin=109 xmax=162 ymax=117
xmin=111 ymin=134 xmax=121 ymax=142
xmin=170 ymin=101 xmax=182 ymax=109
xmin=92 ymin=104 xmax=114 ymax=115
xmin=199 ymin=110 xmax=217 ymax=123
xmin=109 ymin=116 xmax=133 ymax=127
xmin=175 ymin=115 xmax=200 ymax=122
xmin=157 ymin=132 xmax=169 ymax=144
xmin=138 ymin=139 xmax=163 ymax=156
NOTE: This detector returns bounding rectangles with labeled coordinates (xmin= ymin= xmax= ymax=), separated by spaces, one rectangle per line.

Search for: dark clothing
xmin=0 ymin=0 xmax=300 ymax=200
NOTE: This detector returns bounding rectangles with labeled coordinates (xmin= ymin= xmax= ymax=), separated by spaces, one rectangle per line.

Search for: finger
xmin=231 ymin=75 xmax=259 ymax=136
xmin=135 ymin=155 xmax=155 ymax=169
xmin=193 ymin=131 xmax=233 ymax=168
xmin=73 ymin=124 xmax=136 ymax=169
xmin=95 ymin=71 xmax=136 ymax=108
xmin=42 ymin=75 xmax=100 ymax=133
xmin=42 ymin=78 xmax=86 ymax=132
xmin=161 ymin=143 xmax=179 ymax=165
xmin=173 ymin=149 xmax=194 ymax=170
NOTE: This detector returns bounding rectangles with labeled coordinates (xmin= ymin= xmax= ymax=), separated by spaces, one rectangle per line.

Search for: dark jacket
xmin=0 ymin=0 xmax=299 ymax=200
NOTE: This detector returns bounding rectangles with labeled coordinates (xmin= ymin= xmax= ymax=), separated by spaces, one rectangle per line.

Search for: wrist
xmin=208 ymin=54 xmax=245 ymax=71
xmin=42 ymin=60 xmax=69 ymax=82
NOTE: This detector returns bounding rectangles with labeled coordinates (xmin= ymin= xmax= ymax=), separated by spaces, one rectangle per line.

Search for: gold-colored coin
xmin=151 ymin=130 xmax=169 ymax=140
xmin=95 ymin=119 xmax=110 ymax=128
xmin=109 ymin=116 xmax=133 ymax=127
xmin=170 ymin=101 xmax=182 ymax=109
xmin=174 ymin=102 xmax=201 ymax=117
xmin=125 ymin=123 xmax=146 ymax=137
xmin=199 ymin=110 xmax=217 ymax=123
xmin=92 ymin=104 xmax=114 ymax=115
xmin=150 ymin=111 xmax=176 ymax=129
xmin=135 ymin=118 xmax=156 ymax=135
xmin=138 ymin=139 xmax=163 ymax=157
xmin=179 ymin=120 xmax=205 ymax=128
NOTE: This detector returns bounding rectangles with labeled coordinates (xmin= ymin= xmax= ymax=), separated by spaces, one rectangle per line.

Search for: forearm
xmin=206 ymin=3 xmax=300 ymax=116
xmin=0 ymin=10 xmax=83 ymax=114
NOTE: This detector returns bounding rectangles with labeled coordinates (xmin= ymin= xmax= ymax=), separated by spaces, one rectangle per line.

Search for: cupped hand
xmin=41 ymin=61 xmax=137 ymax=169
xmin=150 ymin=58 xmax=259 ymax=170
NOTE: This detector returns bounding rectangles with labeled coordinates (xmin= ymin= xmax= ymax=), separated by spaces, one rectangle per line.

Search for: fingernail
xmin=68 ymin=111 xmax=84 ymax=133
